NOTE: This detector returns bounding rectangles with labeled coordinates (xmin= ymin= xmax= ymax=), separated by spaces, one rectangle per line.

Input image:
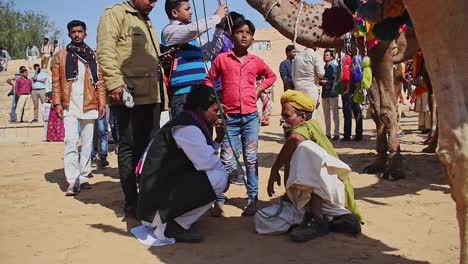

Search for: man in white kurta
xmin=292 ymin=48 xmax=325 ymax=102
xmin=52 ymin=20 xmax=106 ymax=196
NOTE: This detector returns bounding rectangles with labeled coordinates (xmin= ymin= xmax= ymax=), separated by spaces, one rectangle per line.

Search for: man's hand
xmin=267 ymin=169 xmax=281 ymax=197
xmin=214 ymin=3 xmax=228 ymax=21
xmin=256 ymin=86 xmax=263 ymax=100
xmin=111 ymin=86 xmax=124 ymax=102
xmin=55 ymin=105 xmax=64 ymax=119
xmin=214 ymin=118 xmax=225 ymax=143
xmin=99 ymin=106 xmax=106 ymax=119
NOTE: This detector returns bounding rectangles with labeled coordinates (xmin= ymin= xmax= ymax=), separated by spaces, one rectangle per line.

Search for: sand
xmin=0 ymin=61 xmax=459 ymax=263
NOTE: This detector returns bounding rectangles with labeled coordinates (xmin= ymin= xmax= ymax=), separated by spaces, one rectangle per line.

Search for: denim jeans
xmin=10 ymin=93 xmax=18 ymax=122
xmin=220 ymin=112 xmax=260 ymax=202
xmin=91 ymin=117 xmax=108 ymax=160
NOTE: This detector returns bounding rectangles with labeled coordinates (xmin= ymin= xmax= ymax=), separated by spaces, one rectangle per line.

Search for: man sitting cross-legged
xmin=255 ymin=90 xmax=362 ymax=242
xmin=137 ymin=84 xmax=228 ymax=243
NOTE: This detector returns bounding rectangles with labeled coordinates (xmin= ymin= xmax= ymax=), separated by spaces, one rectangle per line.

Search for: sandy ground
xmin=0 ymin=61 xmax=459 ymax=263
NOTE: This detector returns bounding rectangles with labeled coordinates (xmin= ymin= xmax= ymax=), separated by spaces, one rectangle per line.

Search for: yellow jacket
xmin=97 ymin=1 xmax=165 ymax=106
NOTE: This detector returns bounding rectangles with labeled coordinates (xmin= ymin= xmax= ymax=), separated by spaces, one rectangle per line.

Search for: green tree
xmin=0 ymin=0 xmax=62 ymax=59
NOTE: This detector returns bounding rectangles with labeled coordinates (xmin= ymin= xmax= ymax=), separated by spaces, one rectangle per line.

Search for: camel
xmin=244 ymin=0 xmax=417 ymax=180
xmin=364 ymin=1 xmax=468 ymax=262
xmin=245 ymin=0 xmax=468 ymax=262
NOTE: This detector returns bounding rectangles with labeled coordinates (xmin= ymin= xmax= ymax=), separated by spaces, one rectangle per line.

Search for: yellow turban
xmin=280 ymin=90 xmax=316 ymax=112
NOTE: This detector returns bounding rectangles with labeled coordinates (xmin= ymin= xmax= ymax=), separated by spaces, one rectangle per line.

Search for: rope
xmin=264 ymin=0 xmax=281 ymax=21
xmin=293 ymin=1 xmax=304 ymax=46
xmin=190 ymin=0 xmax=284 ymax=220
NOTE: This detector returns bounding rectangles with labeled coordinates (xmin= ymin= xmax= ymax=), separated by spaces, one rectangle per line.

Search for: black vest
xmin=137 ymin=111 xmax=217 ymax=224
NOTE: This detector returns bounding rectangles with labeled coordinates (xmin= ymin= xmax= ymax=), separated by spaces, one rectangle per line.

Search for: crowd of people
xmin=3 ymin=0 xmax=436 ymax=246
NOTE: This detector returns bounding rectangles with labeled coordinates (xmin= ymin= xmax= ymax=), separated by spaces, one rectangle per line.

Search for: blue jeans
xmin=10 ymin=93 xmax=18 ymax=122
xmin=91 ymin=117 xmax=108 ymax=160
xmin=220 ymin=112 xmax=260 ymax=202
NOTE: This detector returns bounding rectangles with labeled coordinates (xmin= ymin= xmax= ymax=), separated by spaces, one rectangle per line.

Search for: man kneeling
xmin=255 ymin=90 xmax=362 ymax=242
xmin=137 ymin=85 xmax=228 ymax=243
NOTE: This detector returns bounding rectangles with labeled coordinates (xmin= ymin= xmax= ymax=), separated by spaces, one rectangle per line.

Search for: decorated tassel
xmin=361 ymin=56 xmax=372 ymax=90
xmin=341 ymin=54 xmax=352 ymax=93
xmin=322 ymin=7 xmax=355 ymax=38
xmin=352 ymin=54 xmax=363 ymax=83
xmin=413 ymin=80 xmax=428 ymax=98
xmin=353 ymin=85 xmax=365 ymax=104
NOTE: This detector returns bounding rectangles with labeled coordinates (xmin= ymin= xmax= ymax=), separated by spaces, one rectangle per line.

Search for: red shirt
xmin=15 ymin=76 xmax=32 ymax=95
xmin=206 ymin=50 xmax=276 ymax=114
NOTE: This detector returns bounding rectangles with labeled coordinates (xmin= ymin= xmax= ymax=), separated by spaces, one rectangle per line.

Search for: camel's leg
xmin=404 ymin=0 xmax=468 ymax=262
xmin=368 ymin=42 xmax=405 ymax=180
xmin=363 ymin=79 xmax=388 ymax=174
xmin=440 ymin=154 xmax=468 ymax=263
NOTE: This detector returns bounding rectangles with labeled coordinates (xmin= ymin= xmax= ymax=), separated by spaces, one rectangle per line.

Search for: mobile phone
xmin=159 ymin=48 xmax=179 ymax=59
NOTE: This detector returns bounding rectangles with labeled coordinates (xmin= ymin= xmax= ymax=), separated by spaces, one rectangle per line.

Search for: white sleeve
xmin=163 ymin=16 xmax=222 ymax=46
xmin=314 ymin=52 xmax=325 ymax=79
xmin=172 ymin=125 xmax=223 ymax=172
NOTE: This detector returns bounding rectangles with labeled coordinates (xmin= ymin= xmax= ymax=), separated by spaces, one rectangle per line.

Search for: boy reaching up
xmin=206 ymin=19 xmax=277 ymax=216
xmin=162 ymin=0 xmax=228 ymax=118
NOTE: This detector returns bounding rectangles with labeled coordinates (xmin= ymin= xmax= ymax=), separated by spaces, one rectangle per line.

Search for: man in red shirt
xmin=14 ymin=67 xmax=32 ymax=122
xmin=206 ymin=19 xmax=276 ymax=216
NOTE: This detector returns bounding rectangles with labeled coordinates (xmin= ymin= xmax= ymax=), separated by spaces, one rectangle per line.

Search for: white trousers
xmin=63 ymin=115 xmax=95 ymax=186
xmin=321 ymin=97 xmax=340 ymax=137
xmin=144 ymin=169 xmax=227 ymax=230
xmin=16 ymin=94 xmax=31 ymax=122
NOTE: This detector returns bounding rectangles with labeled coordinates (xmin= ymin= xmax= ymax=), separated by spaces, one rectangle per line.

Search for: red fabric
xmin=205 ymin=50 xmax=276 ymax=114
xmin=47 ymin=107 xmax=64 ymax=142
xmin=14 ymin=77 xmax=32 ymax=95
xmin=341 ymin=55 xmax=352 ymax=83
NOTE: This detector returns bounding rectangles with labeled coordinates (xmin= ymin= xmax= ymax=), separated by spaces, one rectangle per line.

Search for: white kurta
xmin=63 ymin=60 xmax=98 ymax=120
xmin=287 ymin=140 xmax=351 ymax=216
xmin=292 ymin=48 xmax=325 ymax=101
xmin=255 ymin=140 xmax=351 ymax=235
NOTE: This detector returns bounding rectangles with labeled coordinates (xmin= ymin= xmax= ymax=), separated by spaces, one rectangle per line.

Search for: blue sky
xmin=14 ymin=0 xmax=278 ymax=48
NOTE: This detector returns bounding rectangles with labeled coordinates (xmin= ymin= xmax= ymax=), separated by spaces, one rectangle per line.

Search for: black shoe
xmin=241 ymin=200 xmax=258 ymax=216
xmin=290 ymin=214 xmax=329 ymax=242
xmin=229 ymin=171 xmax=244 ymax=186
xmin=332 ymin=135 xmax=340 ymax=140
xmin=353 ymin=135 xmax=363 ymax=141
xmin=123 ymin=204 xmax=137 ymax=219
xmin=326 ymin=135 xmax=332 ymax=140
xmin=30 ymin=119 xmax=38 ymax=123
xmin=97 ymin=158 xmax=109 ymax=168
xmin=341 ymin=137 xmax=351 ymax=142
xmin=80 ymin=182 xmax=92 ymax=190
xmin=164 ymin=221 xmax=204 ymax=243
xmin=329 ymin=213 xmax=361 ymax=235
